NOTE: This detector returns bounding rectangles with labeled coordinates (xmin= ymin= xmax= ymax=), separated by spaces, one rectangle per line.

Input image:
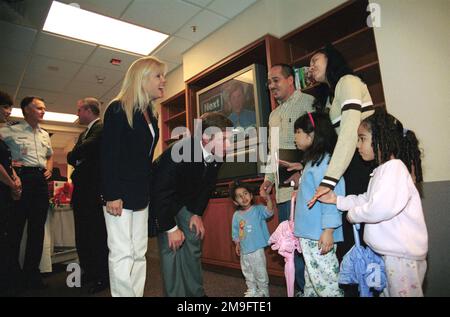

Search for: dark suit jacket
xmin=149 ymin=137 xmax=222 ymax=234
xmin=101 ymin=101 xmax=159 ymax=210
xmin=67 ymin=119 xmax=103 ymax=204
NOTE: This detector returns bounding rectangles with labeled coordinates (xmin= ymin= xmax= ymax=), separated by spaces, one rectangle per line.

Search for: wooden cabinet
xmin=282 ymin=0 xmax=385 ymax=107
xmin=160 ymin=90 xmax=187 ymax=151
xmin=202 ymin=196 xmax=285 ymax=277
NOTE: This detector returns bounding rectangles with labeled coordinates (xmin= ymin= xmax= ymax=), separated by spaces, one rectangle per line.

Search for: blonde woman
xmin=101 ymin=56 xmax=165 ymax=297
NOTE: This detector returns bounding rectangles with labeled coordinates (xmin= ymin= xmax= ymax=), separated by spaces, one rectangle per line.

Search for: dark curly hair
xmin=361 ymin=109 xmax=423 ymax=183
xmin=294 ymin=112 xmax=337 ymax=167
xmin=400 ymin=127 xmax=423 ymax=183
xmin=229 ymin=181 xmax=255 ymax=209
xmin=311 ymin=44 xmax=363 ymax=112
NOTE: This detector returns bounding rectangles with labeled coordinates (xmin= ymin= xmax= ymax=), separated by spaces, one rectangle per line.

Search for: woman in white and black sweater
xmin=307 ymin=45 xmax=375 ymax=271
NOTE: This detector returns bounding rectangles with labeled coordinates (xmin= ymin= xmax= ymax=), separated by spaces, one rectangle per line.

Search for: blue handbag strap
xmin=353 ymin=224 xmax=361 ymax=247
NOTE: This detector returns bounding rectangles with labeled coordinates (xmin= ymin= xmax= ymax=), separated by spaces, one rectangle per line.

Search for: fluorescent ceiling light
xmin=43 ymin=1 xmax=169 ymax=55
xmin=11 ymin=108 xmax=79 ymax=123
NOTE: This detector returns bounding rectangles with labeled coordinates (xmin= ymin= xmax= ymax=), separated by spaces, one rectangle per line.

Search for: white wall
xmin=182 ymin=0 xmax=273 ymax=81
xmin=161 ymin=65 xmax=185 ymax=103
xmin=183 ymin=0 xmax=346 ymax=81
xmin=274 ymin=0 xmax=346 ymax=38
xmin=372 ymin=0 xmax=450 ymax=182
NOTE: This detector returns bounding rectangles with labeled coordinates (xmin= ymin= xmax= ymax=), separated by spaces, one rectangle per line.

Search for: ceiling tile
xmin=0 ymin=67 xmax=23 ymax=86
xmin=22 ymin=73 xmax=71 ymax=92
xmin=156 ymin=59 xmax=179 ymax=75
xmin=207 ymin=0 xmax=257 ymax=19
xmin=0 ymin=48 xmax=28 ymax=87
xmin=154 ymin=36 xmax=194 ymax=64
xmin=166 ymin=61 xmax=180 ymax=74
xmin=122 ymin=0 xmax=201 ymax=34
xmin=175 ymin=9 xmax=228 ymax=42
xmin=0 ymin=21 xmax=37 ymax=52
xmin=182 ymin=0 xmax=214 ymax=8
xmin=0 ymin=85 xmax=18 ymax=100
xmin=99 ymin=83 xmax=122 ymax=106
xmin=27 ymin=55 xmax=82 ymax=80
xmin=58 ymin=0 xmax=133 ymax=18
xmin=74 ymin=65 xmax=125 ymax=86
xmin=86 ymin=47 xmax=140 ymax=73
xmin=35 ymin=33 xmax=97 ymax=64
xmin=0 ymin=48 xmax=29 ymax=71
xmin=64 ymin=80 xmax=111 ymax=99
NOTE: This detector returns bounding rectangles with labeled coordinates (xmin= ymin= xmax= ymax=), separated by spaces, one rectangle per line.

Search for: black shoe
xmin=89 ymin=280 xmax=109 ymax=294
xmin=27 ymin=276 xmax=48 ymax=290
xmin=81 ymin=273 xmax=95 ymax=286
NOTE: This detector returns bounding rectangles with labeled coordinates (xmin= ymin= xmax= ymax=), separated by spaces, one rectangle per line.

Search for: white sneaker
xmin=244 ymin=290 xmax=257 ymax=297
xmin=257 ymin=290 xmax=269 ymax=297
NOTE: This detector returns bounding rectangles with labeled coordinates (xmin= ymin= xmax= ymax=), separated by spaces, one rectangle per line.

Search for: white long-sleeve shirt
xmin=337 ymin=159 xmax=428 ymax=260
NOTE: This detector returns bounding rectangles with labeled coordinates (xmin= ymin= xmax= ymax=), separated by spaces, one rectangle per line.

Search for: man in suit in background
xmin=67 ymin=97 xmax=109 ymax=293
xmin=150 ymin=112 xmax=233 ymax=297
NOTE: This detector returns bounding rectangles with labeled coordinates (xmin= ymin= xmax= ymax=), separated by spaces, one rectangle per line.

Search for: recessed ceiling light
xmin=96 ymin=75 xmax=106 ymax=84
xmin=11 ymin=108 xmax=79 ymax=123
xmin=43 ymin=1 xmax=169 ymax=55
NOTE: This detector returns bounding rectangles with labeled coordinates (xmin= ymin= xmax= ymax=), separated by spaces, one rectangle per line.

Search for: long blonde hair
xmin=109 ymin=56 xmax=166 ymax=127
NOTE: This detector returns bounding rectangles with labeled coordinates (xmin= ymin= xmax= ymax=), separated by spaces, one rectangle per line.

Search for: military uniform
xmin=0 ymin=120 xmax=53 ymax=287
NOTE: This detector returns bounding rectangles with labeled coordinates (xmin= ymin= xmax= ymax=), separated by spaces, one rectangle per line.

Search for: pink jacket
xmin=337 ymin=159 xmax=428 ymax=260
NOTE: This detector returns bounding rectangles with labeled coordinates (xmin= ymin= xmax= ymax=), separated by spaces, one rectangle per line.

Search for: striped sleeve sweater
xmin=320 ymin=75 xmax=374 ymax=189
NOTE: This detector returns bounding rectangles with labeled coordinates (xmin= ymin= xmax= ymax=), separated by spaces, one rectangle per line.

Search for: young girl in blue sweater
xmin=231 ymin=182 xmax=274 ymax=297
xmin=291 ymin=112 xmax=345 ymax=297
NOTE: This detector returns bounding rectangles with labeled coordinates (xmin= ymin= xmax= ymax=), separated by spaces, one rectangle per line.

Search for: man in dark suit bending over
xmin=67 ymin=97 xmax=109 ymax=293
xmin=150 ymin=112 xmax=233 ymax=297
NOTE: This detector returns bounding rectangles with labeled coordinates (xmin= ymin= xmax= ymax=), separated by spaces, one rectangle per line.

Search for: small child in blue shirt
xmin=284 ymin=112 xmax=345 ymax=297
xmin=231 ymin=182 xmax=274 ymax=297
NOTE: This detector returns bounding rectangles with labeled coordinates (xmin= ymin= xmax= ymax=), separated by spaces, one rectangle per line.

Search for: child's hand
xmin=260 ymin=187 xmax=268 ymax=200
xmin=279 ymin=160 xmax=303 ymax=172
xmin=317 ymin=190 xmax=337 ymax=205
xmin=318 ymin=229 xmax=334 ymax=255
xmin=346 ymin=212 xmax=355 ymax=224
xmin=259 ymin=180 xmax=273 ymax=197
xmin=260 ymin=190 xmax=274 ymax=212
xmin=235 ymin=243 xmax=241 ymax=257
xmin=284 ymin=171 xmax=301 ymax=188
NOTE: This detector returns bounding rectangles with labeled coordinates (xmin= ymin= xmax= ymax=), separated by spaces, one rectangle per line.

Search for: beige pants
xmin=382 ymin=255 xmax=427 ymax=297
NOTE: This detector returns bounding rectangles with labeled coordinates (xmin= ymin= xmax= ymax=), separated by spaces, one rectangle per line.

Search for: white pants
xmin=103 ymin=206 xmax=148 ymax=297
xmin=241 ymin=248 xmax=269 ymax=297
xmin=382 ymin=255 xmax=427 ymax=297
